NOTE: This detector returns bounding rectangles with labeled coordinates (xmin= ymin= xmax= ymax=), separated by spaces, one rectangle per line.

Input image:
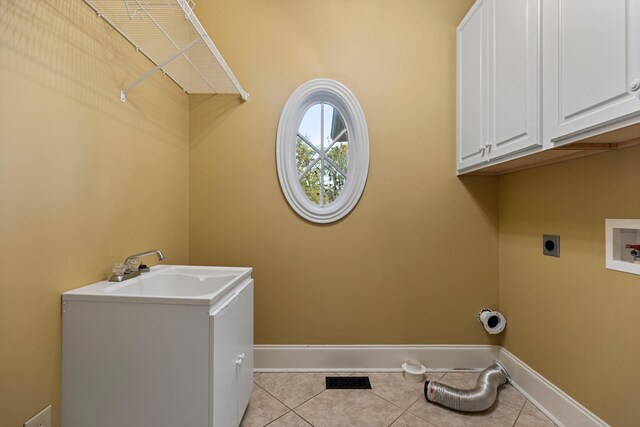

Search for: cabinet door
xmin=487 ymin=0 xmax=541 ymax=159
xmin=457 ymin=0 xmax=489 ymax=172
xmin=211 ymin=280 xmax=253 ymax=427
xmin=211 ymin=293 xmax=239 ymax=427
xmin=543 ymin=0 xmax=640 ymax=143
xmin=235 ymin=281 xmax=253 ymax=423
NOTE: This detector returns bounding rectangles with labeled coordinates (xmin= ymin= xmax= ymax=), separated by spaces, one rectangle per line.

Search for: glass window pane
xmin=323 ymin=104 xmax=335 ymax=148
xmin=323 ymin=161 xmax=346 ymax=205
xmin=326 ymin=135 xmax=349 ymax=175
xmin=298 ymin=104 xmax=322 ymax=149
xmin=298 ymin=103 xmax=349 ymax=206
xmin=296 ymin=136 xmax=318 ymax=176
xmin=326 ymin=105 xmax=347 ymax=146
xmin=300 ymin=161 xmax=322 ymax=205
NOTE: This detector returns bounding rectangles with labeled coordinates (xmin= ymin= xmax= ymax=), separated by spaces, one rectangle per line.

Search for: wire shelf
xmin=122 ymin=1 xmax=196 ymax=20
xmin=84 ymin=0 xmax=248 ymax=102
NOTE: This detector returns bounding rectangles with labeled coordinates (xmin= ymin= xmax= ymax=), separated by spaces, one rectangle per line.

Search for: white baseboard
xmin=254 ymin=344 xmax=609 ymax=427
xmin=498 ymin=348 xmax=609 ymax=427
xmin=255 ymin=344 xmax=499 ymax=372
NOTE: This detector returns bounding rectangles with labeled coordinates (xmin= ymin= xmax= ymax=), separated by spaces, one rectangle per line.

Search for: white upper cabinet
xmin=457 ymin=0 xmax=488 ymax=171
xmin=457 ymin=0 xmax=541 ymax=173
xmin=487 ymin=0 xmax=541 ymax=159
xmin=543 ymin=0 xmax=640 ymax=144
xmin=457 ymin=0 xmax=640 ymax=175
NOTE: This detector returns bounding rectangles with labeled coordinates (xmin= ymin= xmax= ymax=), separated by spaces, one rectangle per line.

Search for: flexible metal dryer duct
xmin=424 ymin=362 xmax=510 ymax=412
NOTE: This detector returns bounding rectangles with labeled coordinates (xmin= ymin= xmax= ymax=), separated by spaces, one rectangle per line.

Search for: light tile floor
xmin=241 ymin=372 xmax=557 ymax=427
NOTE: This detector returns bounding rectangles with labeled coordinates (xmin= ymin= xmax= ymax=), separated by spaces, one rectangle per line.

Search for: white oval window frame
xmin=276 ymin=79 xmax=370 ymax=223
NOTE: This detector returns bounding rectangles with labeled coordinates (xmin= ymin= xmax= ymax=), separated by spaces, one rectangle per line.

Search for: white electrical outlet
xmin=24 ymin=405 xmax=51 ymax=427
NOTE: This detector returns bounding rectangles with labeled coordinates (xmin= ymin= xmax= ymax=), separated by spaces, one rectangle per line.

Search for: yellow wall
xmin=0 ymin=1 xmax=189 ymax=426
xmin=498 ymin=146 xmax=640 ymax=426
xmin=189 ymin=0 xmax=499 ymax=345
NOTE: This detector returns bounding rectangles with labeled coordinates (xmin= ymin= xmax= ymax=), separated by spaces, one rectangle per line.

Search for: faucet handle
xmin=126 ymin=259 xmax=141 ymax=272
xmin=112 ymin=262 xmax=127 ymax=276
xmin=109 ymin=263 xmax=127 ymax=282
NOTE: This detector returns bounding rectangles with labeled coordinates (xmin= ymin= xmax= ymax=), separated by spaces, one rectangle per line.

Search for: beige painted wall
xmin=189 ymin=0 xmax=499 ymax=345
xmin=499 ymin=146 xmax=640 ymax=426
xmin=4 ymin=0 xmax=635 ymax=426
xmin=0 ymin=1 xmax=189 ymax=426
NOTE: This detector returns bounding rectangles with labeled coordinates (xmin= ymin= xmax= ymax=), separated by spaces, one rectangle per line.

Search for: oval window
xmin=277 ymin=79 xmax=369 ymax=223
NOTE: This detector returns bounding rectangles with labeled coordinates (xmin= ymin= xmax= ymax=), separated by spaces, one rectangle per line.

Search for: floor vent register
xmin=325 ymin=376 xmax=372 ymax=389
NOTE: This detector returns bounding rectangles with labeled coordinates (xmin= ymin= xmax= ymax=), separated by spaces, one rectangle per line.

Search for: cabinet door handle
xmin=631 ymin=79 xmax=640 ymax=92
xmin=236 ymin=353 xmax=245 ymax=365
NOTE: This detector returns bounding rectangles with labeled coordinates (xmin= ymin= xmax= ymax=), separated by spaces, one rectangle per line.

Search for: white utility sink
xmin=62 ymin=264 xmax=254 ymax=427
xmin=63 ymin=265 xmax=251 ymax=305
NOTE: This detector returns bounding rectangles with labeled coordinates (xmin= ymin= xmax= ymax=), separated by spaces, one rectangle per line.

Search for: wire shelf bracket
xmin=120 ymin=36 xmax=201 ymax=102
xmin=83 ymin=0 xmax=249 ymax=103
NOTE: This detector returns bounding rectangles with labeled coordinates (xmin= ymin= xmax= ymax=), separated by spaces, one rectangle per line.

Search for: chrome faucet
xmin=124 ymin=249 xmax=165 ymax=267
xmin=109 ymin=249 xmax=165 ymax=282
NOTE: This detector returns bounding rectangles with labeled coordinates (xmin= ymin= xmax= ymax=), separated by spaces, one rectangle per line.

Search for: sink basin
xmin=63 ymin=265 xmax=252 ymax=305
xmin=105 ymin=274 xmax=238 ymax=296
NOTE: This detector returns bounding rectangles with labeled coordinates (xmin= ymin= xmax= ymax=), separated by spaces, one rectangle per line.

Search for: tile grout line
xmin=386 ymin=410 xmax=405 ymax=427
xmin=512 ymin=409 xmax=523 ymax=427
xmin=292 ymin=388 xmax=327 ymax=411
xmin=357 ymin=373 xmax=444 ymax=426
xmin=399 ymin=407 xmax=439 ymax=427
xmin=262 ymin=410 xmax=290 ymax=427
xmin=249 ymin=382 xmax=292 ymax=426
xmin=499 ymin=400 xmax=528 ymax=412
xmin=291 ymin=408 xmax=317 ymax=427
xmin=261 ymin=409 xmax=316 ymax=427
xmin=363 ymin=388 xmax=405 ymax=410
xmin=255 ymin=374 xmax=328 ymax=412
xmin=522 ymin=400 xmax=559 ymax=425
xmin=403 ymin=372 xmax=448 ymax=424
xmin=406 ymin=393 xmax=426 ymax=412
xmin=406 ymin=407 xmax=436 ymax=426
xmin=519 ymin=404 xmax=559 ymax=426
xmin=248 ymin=381 xmax=318 ymax=427
xmin=353 ymin=371 xmax=442 ymax=413
xmin=386 ymin=393 xmax=439 ymax=427
xmin=252 ymin=381 xmax=300 ymax=411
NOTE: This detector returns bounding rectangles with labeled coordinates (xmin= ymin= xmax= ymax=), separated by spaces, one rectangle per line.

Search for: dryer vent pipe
xmin=479 ymin=309 xmax=506 ymax=334
xmin=424 ymin=362 xmax=510 ymax=412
